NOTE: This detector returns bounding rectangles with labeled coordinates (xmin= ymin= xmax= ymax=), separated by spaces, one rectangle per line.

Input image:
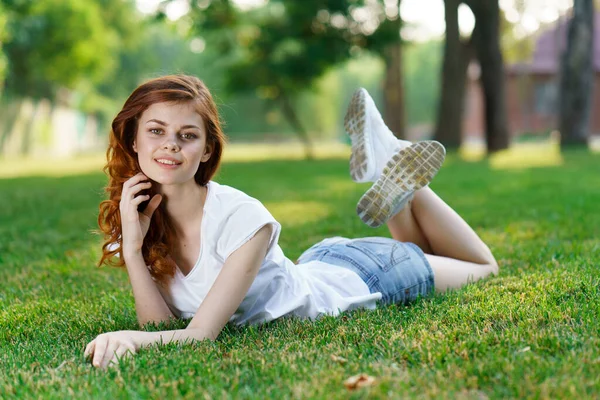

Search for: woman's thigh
xmin=298 ymin=236 xmax=434 ymax=305
xmin=424 ymin=253 xmax=497 ymax=293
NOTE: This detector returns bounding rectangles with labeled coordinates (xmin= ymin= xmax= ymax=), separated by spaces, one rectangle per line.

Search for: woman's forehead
xmin=141 ymin=102 xmax=204 ymax=126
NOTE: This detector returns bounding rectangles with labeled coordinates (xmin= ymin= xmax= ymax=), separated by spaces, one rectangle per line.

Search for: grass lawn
xmin=1 ymin=145 xmax=599 ymax=398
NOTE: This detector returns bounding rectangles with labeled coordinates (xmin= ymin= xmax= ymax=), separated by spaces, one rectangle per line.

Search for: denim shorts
xmin=297 ymin=236 xmax=435 ymax=305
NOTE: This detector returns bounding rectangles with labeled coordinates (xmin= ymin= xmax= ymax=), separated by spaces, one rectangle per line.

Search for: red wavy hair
xmin=97 ymin=75 xmax=226 ymax=284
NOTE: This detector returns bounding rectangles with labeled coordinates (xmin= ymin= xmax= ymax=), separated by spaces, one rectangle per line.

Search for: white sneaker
xmin=343 ymin=88 xmax=411 ymax=183
xmin=356 ymin=141 xmax=446 ymax=228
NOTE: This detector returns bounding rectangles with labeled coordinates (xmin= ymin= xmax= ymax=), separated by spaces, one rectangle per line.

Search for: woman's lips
xmin=154 ymin=158 xmax=182 ymax=168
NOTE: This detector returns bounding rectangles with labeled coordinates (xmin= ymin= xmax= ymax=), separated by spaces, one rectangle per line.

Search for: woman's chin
xmin=146 ymin=173 xmax=195 ymax=187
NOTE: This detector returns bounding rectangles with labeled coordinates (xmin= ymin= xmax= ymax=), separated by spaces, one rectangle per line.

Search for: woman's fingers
xmin=142 ymin=194 xmax=162 ymax=218
xmin=91 ymin=335 xmax=108 ymax=368
xmin=86 ymin=332 xmax=141 ymax=369
xmin=122 ymin=173 xmax=148 ymax=190
xmin=131 ymin=194 xmax=150 ymax=206
xmin=99 ymin=341 xmax=120 ymax=369
xmin=121 ymin=174 xmax=150 ymax=205
xmin=121 ymin=183 xmax=152 ymax=210
xmin=126 ymin=181 xmax=152 ymax=200
xmin=84 ymin=339 xmax=96 ymax=359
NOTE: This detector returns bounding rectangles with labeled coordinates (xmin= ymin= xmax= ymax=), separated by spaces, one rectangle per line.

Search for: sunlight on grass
xmin=0 ymin=153 xmax=106 ymax=178
xmin=264 ymin=200 xmax=333 ymax=227
xmin=489 ymin=142 xmax=563 ymax=170
xmin=313 ymin=177 xmax=357 ymax=193
xmin=590 ymin=135 xmax=600 ymax=152
xmin=223 ymin=141 xmax=350 ymax=162
xmin=459 ymin=140 xmax=564 ymax=169
xmin=503 ymin=220 xmax=547 ymax=241
xmin=478 ymin=220 xmax=547 ymax=250
xmin=0 ymin=142 xmax=351 ymax=178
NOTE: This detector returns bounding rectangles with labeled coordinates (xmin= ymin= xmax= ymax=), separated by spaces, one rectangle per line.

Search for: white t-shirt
xmin=157 ymin=181 xmax=382 ymax=325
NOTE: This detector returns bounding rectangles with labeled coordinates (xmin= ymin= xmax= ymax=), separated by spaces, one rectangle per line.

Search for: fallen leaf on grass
xmin=343 ymin=374 xmax=376 ymax=390
xmin=331 ymin=355 xmax=347 ymax=364
xmin=517 ymin=346 xmax=531 ymax=353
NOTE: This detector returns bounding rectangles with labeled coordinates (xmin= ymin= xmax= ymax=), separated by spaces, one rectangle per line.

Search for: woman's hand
xmin=119 ymin=173 xmax=162 ymax=257
xmin=84 ymin=330 xmax=153 ymax=369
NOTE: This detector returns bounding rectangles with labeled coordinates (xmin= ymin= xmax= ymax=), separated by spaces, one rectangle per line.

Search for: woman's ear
xmin=133 ymin=140 xmax=138 ymax=153
xmin=201 ymin=143 xmax=212 ymax=162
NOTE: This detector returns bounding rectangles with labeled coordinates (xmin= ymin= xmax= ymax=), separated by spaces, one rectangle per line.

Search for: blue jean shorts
xmin=297 ymin=236 xmax=435 ymax=305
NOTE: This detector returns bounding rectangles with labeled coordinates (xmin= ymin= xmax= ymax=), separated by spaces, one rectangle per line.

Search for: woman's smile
xmin=154 ymin=156 xmax=183 ymax=168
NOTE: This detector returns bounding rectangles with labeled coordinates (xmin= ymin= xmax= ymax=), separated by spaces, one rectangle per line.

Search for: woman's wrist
xmin=123 ymin=247 xmax=144 ymax=265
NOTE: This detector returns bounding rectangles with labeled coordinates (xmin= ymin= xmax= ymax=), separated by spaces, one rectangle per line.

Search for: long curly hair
xmin=97 ymin=75 xmax=226 ymax=284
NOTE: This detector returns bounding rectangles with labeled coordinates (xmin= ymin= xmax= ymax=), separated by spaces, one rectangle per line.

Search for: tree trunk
xmin=465 ymin=0 xmax=510 ymax=153
xmin=382 ymin=16 xmax=405 ymax=140
xmin=434 ymin=0 xmax=472 ymax=149
xmin=278 ymin=89 xmax=314 ymax=160
xmin=21 ymin=100 xmax=40 ymax=155
xmin=0 ymin=98 xmax=22 ymax=155
xmin=559 ymin=0 xmax=595 ymax=148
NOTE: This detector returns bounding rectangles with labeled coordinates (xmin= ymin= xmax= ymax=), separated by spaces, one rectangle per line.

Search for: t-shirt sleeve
xmin=216 ymin=200 xmax=281 ymax=261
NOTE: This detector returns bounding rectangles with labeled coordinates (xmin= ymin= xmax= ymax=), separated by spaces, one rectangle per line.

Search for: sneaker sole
xmin=356 ymin=141 xmax=446 ymax=228
xmin=344 ymin=89 xmax=375 ymax=182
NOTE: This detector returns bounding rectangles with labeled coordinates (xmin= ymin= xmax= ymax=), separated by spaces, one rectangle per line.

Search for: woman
xmin=85 ymin=75 xmax=498 ymax=369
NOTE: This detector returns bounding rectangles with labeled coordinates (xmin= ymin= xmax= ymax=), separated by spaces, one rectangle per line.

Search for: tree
xmin=465 ymin=0 xmax=510 ymax=153
xmin=1 ymin=0 xmax=120 ymax=100
xmin=0 ymin=0 xmax=143 ymax=155
xmin=184 ymin=0 xmax=405 ymax=157
xmin=434 ymin=0 xmax=509 ymax=154
xmin=381 ymin=2 xmax=404 ymax=139
xmin=434 ymin=0 xmax=472 ymax=149
xmin=558 ymin=0 xmax=595 ymax=147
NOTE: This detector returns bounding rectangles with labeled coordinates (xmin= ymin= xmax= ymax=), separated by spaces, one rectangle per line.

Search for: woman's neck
xmin=159 ymin=181 xmax=207 ymax=234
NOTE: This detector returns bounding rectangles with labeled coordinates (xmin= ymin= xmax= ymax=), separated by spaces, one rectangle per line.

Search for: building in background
xmin=463 ymin=13 xmax=600 ymax=142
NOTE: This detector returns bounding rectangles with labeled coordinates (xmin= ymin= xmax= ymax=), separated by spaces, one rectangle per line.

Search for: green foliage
xmin=75 ymin=20 xmax=224 ymax=122
xmin=188 ymin=0 xmax=403 ymax=112
xmin=2 ymin=0 xmax=125 ymax=99
xmin=0 ymin=2 xmax=7 ymax=85
xmin=404 ymin=40 xmax=442 ymax=125
xmin=0 ymin=147 xmax=599 ymax=397
xmin=499 ymin=6 xmax=535 ymax=64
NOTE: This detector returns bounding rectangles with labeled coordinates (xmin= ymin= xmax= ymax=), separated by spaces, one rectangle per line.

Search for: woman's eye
xmin=181 ymin=133 xmax=197 ymax=140
xmin=149 ymin=128 xmax=162 ymax=135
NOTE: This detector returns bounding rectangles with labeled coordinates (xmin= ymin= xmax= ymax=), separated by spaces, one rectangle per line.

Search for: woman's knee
xmin=485 ymin=253 xmax=499 ymax=276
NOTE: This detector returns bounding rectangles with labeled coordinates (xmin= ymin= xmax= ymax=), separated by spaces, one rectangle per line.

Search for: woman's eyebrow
xmin=146 ymin=119 xmax=201 ymax=130
xmin=146 ymin=119 xmax=167 ymax=126
xmin=180 ymin=124 xmax=202 ymax=130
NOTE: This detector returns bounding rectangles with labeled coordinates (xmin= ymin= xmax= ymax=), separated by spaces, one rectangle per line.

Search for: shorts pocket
xmin=346 ymin=237 xmax=410 ymax=272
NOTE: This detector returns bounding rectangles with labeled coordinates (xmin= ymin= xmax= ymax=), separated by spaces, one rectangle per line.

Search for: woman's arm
xmin=118 ymin=172 xmax=174 ymax=326
xmin=124 ymin=250 xmax=174 ymax=326
xmin=85 ymin=224 xmax=273 ymax=369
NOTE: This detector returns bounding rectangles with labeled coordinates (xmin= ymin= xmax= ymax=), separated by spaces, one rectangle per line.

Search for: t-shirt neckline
xmin=176 ymin=181 xmax=212 ymax=279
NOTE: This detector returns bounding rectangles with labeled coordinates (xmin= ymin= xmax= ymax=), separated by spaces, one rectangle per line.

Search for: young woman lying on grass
xmin=85 ymin=75 xmax=498 ymax=369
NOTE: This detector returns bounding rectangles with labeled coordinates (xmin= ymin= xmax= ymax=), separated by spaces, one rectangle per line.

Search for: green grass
xmin=1 ymin=146 xmax=599 ymax=399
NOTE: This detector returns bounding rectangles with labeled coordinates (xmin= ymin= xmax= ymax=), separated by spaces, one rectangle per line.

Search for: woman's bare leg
xmin=387 ymin=187 xmax=498 ymax=293
xmin=386 ymin=203 xmax=433 ymax=254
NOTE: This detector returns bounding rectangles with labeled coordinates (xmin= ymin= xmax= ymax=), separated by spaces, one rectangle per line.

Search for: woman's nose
xmin=162 ymin=137 xmax=180 ymax=152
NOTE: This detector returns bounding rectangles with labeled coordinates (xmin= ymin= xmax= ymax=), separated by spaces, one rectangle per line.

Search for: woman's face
xmin=133 ymin=101 xmax=211 ymax=187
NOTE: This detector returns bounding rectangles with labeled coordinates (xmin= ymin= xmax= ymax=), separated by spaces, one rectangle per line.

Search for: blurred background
xmin=0 ymin=0 xmax=597 ymax=168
